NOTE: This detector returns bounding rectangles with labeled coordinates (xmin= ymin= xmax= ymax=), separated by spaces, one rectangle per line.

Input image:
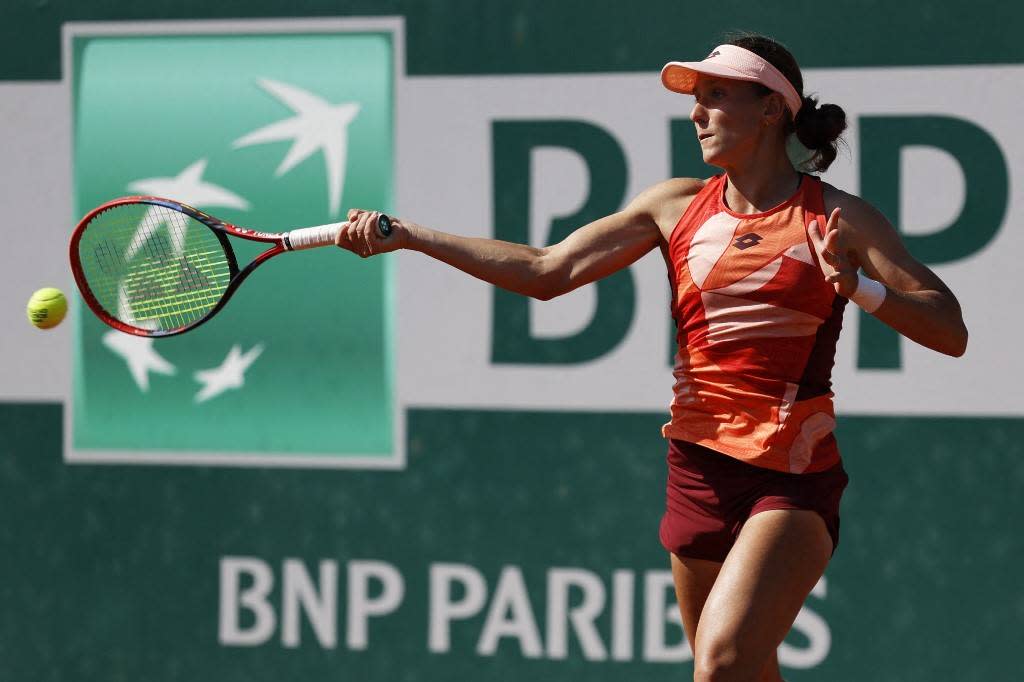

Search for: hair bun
xmin=794 ymin=95 xmax=847 ymax=172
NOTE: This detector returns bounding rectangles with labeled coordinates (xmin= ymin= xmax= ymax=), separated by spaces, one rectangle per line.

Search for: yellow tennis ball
xmin=26 ymin=287 xmax=68 ymax=329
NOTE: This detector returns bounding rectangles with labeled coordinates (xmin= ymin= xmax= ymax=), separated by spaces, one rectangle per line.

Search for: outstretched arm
xmin=809 ymin=189 xmax=968 ymax=357
xmin=338 ymin=180 xmax=697 ymax=300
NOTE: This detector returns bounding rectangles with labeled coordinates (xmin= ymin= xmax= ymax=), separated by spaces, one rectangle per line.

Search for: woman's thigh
xmin=670 ymin=552 xmax=722 ymax=652
xmin=693 ymin=508 xmax=832 ymax=679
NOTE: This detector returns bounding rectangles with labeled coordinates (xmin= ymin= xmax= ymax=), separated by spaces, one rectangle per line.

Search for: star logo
xmin=128 ymin=158 xmax=251 ymax=209
xmin=193 ymin=344 xmax=265 ymax=403
xmin=102 ymin=330 xmax=177 ymax=392
xmin=233 ymin=78 xmax=360 ymax=218
xmin=122 ymin=159 xmax=250 ymax=261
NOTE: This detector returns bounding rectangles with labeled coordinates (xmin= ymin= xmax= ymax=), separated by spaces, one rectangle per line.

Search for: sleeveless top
xmin=662 ymin=174 xmax=846 ymax=474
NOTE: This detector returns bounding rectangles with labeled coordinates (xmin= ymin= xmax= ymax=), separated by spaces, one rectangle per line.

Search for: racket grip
xmin=287 ymin=223 xmax=344 ymax=250
xmin=287 ymin=215 xmax=393 ymax=250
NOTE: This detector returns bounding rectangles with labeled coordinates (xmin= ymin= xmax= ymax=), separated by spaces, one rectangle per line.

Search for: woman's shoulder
xmin=668 ymin=176 xmax=714 ymax=197
xmin=631 ymin=177 xmax=713 ymax=232
xmin=633 ymin=177 xmax=712 ymax=213
xmin=821 ymin=181 xmax=897 ymax=243
xmin=821 ymin=181 xmax=882 ymax=219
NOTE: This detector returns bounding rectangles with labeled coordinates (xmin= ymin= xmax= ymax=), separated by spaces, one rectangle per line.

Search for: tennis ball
xmin=26 ymin=287 xmax=67 ymax=329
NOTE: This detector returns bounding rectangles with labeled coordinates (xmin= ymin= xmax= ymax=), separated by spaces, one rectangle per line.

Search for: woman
xmin=338 ymin=34 xmax=967 ymax=682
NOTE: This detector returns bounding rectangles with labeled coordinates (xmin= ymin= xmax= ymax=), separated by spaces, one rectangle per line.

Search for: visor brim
xmin=661 ymin=61 xmax=764 ymax=94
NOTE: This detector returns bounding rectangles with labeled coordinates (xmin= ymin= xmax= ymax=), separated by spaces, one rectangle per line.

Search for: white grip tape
xmin=286 ymin=222 xmax=347 ymax=250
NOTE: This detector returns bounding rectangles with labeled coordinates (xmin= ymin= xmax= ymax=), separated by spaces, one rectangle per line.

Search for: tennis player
xmin=339 ymin=34 xmax=967 ymax=682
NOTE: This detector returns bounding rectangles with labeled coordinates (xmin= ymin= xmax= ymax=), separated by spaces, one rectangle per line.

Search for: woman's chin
xmin=701 ymin=149 xmax=725 ymax=167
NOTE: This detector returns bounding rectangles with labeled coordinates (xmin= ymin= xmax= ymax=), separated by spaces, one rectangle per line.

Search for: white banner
xmin=2 ymin=65 xmax=1020 ymax=416
xmin=396 ymin=67 xmax=1021 ymax=417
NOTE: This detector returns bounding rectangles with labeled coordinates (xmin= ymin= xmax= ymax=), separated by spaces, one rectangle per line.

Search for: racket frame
xmin=70 ymin=195 xmax=360 ymax=338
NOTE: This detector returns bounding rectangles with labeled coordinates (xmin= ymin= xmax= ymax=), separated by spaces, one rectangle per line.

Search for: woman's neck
xmin=720 ymin=146 xmax=801 ymax=214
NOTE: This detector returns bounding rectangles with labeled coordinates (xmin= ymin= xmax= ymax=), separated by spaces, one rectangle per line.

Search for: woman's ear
xmin=762 ymin=92 xmax=788 ymax=127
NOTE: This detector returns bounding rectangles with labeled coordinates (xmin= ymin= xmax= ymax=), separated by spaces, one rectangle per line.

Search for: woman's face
xmin=690 ymin=75 xmax=775 ymax=168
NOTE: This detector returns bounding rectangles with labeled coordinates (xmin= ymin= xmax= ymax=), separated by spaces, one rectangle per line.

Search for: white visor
xmin=661 ymin=44 xmax=802 ymax=116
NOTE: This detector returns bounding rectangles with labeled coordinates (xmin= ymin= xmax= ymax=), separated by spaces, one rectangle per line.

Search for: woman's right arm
xmin=338 ymin=179 xmax=700 ymax=300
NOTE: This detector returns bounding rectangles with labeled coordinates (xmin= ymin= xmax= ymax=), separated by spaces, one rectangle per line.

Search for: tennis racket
xmin=69 ymin=196 xmax=391 ymax=337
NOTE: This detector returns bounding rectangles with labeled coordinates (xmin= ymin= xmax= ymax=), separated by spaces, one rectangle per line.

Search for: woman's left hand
xmin=807 ymin=207 xmax=859 ymax=298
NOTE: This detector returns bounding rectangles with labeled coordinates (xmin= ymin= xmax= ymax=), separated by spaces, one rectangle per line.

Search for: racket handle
xmin=287 ymin=223 xmax=344 ymax=250
xmin=286 ymin=214 xmax=393 ymax=250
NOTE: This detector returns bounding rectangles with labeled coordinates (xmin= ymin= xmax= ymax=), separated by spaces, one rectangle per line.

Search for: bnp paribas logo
xmin=66 ymin=20 xmax=402 ymax=469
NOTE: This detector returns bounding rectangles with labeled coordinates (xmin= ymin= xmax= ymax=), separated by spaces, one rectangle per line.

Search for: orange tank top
xmin=662 ymin=174 xmax=846 ymax=473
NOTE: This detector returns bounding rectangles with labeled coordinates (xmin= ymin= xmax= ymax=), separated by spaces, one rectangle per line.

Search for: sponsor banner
xmin=1 ymin=26 xmax=1018 ymax=432
xmin=65 ymin=20 xmax=404 ymax=467
xmin=214 ymin=554 xmax=830 ymax=668
xmin=4 ymin=404 xmax=1022 ymax=681
xmin=398 ymin=66 xmax=1021 ymax=417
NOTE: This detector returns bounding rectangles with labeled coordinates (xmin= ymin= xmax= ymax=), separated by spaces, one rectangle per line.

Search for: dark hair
xmin=726 ymin=33 xmax=847 ymax=172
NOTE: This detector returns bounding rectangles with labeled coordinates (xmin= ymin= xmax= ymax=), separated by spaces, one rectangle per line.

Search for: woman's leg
xmin=692 ymin=509 xmax=832 ymax=682
xmin=670 ymin=552 xmax=722 ymax=653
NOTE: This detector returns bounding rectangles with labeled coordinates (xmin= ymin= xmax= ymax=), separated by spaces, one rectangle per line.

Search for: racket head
xmin=70 ymin=197 xmax=240 ymax=337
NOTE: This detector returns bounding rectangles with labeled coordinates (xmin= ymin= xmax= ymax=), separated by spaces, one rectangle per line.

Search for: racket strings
xmin=77 ymin=203 xmax=232 ymax=332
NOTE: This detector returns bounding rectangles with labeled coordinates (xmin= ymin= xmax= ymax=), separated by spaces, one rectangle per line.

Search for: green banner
xmin=1 ymin=1 xmax=1022 ymax=80
xmin=71 ymin=30 xmax=397 ymax=463
xmin=3 ymin=404 xmax=1022 ymax=681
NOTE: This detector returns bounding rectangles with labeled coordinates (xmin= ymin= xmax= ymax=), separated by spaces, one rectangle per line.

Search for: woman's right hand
xmin=336 ymin=208 xmax=411 ymax=257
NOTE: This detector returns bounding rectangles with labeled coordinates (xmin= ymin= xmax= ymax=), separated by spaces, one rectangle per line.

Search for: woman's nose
xmin=690 ymin=100 xmax=707 ymax=125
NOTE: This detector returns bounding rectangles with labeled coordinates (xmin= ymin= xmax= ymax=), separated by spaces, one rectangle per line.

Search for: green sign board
xmin=69 ymin=25 xmax=399 ymax=465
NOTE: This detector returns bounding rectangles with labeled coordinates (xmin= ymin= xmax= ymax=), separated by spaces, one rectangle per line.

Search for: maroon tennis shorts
xmin=659 ymin=438 xmax=848 ymax=562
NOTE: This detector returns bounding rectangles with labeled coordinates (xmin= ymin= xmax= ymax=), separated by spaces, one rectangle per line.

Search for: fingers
xmin=806 ymin=219 xmax=823 ymax=247
xmin=822 ymin=228 xmax=844 ymax=260
xmin=361 ymin=212 xmax=376 ymax=257
xmin=806 ymin=209 xmax=859 ymax=295
xmin=806 ymin=219 xmax=834 ymax=267
xmin=336 ymin=209 xmax=389 ymax=258
xmin=807 ymin=210 xmax=849 ymax=268
xmin=334 ymin=220 xmax=354 ymax=250
xmin=825 ymin=267 xmax=856 ymax=283
xmin=821 ymin=207 xmax=845 ymax=258
xmin=349 ymin=210 xmax=374 ymax=258
xmin=825 ymin=206 xmax=842 ymax=233
xmin=820 ymin=230 xmax=844 ymax=267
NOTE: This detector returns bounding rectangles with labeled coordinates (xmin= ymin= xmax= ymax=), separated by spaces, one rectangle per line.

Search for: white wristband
xmin=849 ymin=273 xmax=887 ymax=313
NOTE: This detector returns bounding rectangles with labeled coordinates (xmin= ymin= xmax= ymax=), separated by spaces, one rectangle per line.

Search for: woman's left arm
xmin=808 ymin=188 xmax=968 ymax=357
